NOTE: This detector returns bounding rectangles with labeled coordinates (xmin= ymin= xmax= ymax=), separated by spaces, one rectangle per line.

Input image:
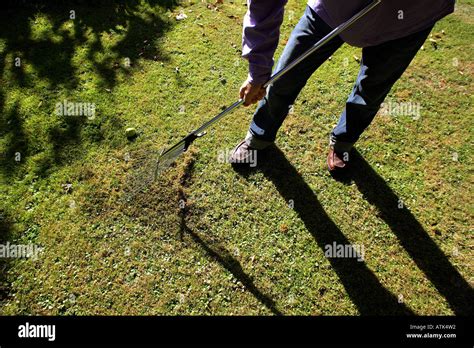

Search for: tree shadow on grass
xmin=1 ymin=0 xmax=176 ymax=87
xmin=0 ymin=0 xmax=178 ymax=179
xmin=234 ymin=146 xmax=413 ymax=315
xmin=334 ymin=149 xmax=474 ymax=315
xmin=0 ymin=100 xmax=29 ymax=179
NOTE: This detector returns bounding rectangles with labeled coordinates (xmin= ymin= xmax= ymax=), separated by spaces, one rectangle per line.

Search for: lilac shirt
xmin=242 ymin=0 xmax=455 ymax=84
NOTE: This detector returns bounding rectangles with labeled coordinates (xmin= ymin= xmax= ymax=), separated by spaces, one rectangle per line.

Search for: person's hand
xmin=239 ymin=79 xmax=266 ymax=106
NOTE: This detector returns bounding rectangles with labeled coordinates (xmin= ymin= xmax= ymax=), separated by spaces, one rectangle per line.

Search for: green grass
xmin=0 ymin=0 xmax=472 ymax=315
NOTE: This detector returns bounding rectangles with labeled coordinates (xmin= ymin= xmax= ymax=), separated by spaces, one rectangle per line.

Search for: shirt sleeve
xmin=242 ymin=0 xmax=288 ymax=84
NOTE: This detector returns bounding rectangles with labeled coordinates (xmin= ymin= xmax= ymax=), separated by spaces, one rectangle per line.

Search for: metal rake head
xmin=154 ymin=141 xmax=186 ymax=179
xmin=154 ymin=131 xmax=204 ymax=180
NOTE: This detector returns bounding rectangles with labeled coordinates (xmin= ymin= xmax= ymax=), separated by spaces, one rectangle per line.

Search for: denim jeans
xmin=246 ymin=5 xmax=433 ymax=152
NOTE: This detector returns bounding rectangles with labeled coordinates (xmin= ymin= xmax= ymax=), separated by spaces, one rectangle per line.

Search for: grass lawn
xmin=0 ymin=0 xmax=472 ymax=315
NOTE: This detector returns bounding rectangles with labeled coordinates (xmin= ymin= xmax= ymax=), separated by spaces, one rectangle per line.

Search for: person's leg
xmin=246 ymin=5 xmax=344 ymax=149
xmin=330 ymin=25 xmax=434 ymax=154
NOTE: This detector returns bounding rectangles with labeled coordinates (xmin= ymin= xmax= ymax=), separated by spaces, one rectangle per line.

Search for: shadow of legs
xmin=235 ymin=146 xmax=413 ymax=315
xmin=348 ymin=150 xmax=474 ymax=315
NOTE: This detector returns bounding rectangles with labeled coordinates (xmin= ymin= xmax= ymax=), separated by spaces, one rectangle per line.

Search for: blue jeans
xmin=246 ymin=5 xmax=433 ymax=152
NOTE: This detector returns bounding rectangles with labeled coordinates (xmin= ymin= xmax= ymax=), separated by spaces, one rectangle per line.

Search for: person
xmin=230 ymin=0 xmax=455 ymax=172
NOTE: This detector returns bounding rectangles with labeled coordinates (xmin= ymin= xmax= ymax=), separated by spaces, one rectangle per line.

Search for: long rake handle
xmin=195 ymin=0 xmax=381 ymax=135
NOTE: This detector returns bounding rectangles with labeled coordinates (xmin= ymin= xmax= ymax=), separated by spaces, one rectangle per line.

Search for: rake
xmin=154 ymin=0 xmax=382 ymax=179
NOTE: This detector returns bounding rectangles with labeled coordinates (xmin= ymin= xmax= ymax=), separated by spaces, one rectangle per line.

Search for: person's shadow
xmin=234 ymin=146 xmax=473 ymax=315
xmin=345 ymin=149 xmax=474 ymax=315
